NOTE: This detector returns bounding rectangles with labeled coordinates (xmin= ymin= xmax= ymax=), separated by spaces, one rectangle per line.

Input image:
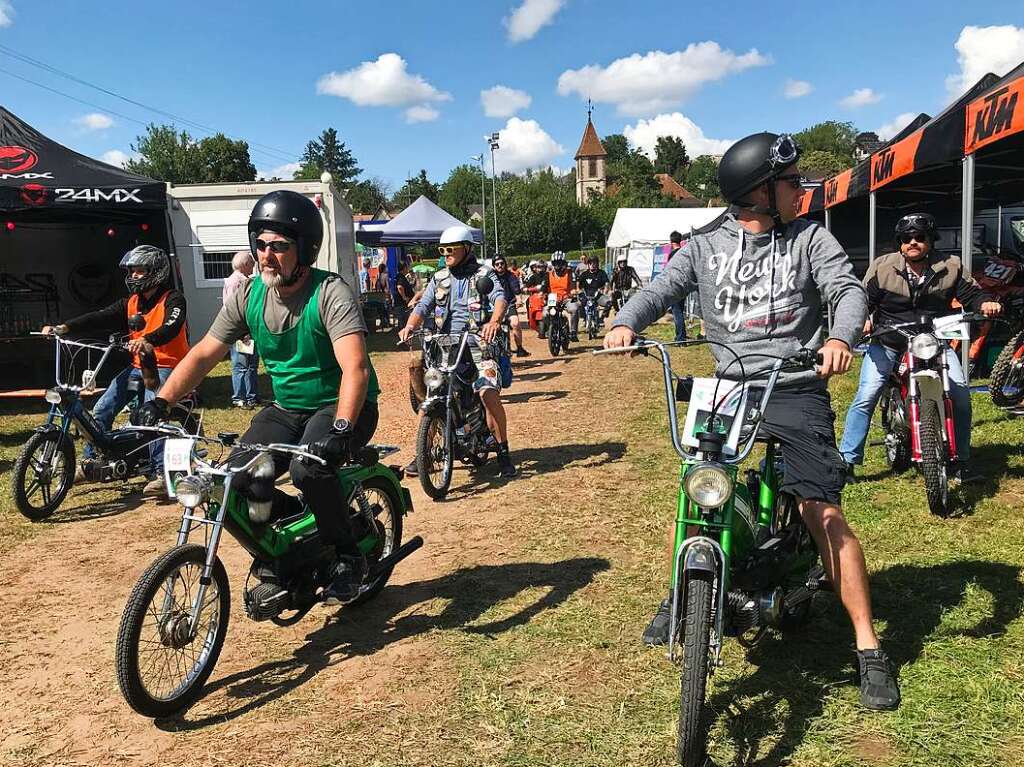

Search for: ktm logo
xmin=0 ymin=145 xmax=38 ymax=174
xmin=825 ymin=178 xmax=839 ymax=206
xmin=873 ymin=149 xmax=895 ymax=183
xmin=973 ymin=87 xmax=1019 ymax=144
xmin=19 ymin=183 xmax=49 ymax=206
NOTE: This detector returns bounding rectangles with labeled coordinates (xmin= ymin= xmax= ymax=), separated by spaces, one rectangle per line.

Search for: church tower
xmin=574 ymin=103 xmax=607 ymax=206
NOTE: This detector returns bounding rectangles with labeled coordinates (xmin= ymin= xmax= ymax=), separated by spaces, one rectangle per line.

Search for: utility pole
xmin=471 ymin=153 xmax=487 ymax=259
xmin=488 ymin=132 xmax=500 ymax=255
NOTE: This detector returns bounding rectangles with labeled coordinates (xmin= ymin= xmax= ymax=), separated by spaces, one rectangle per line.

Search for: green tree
xmin=683 ymin=155 xmax=721 ymax=203
xmin=125 ymin=124 xmax=204 ymax=183
xmin=794 ymin=121 xmax=859 ymax=164
xmin=601 ymin=134 xmax=630 ymax=166
xmin=345 ymin=178 xmax=390 ymax=215
xmin=294 ymin=127 xmax=361 ymax=184
xmin=653 ymin=135 xmax=690 ymax=179
xmin=800 ymin=149 xmax=848 ymax=179
xmin=196 ymin=133 xmax=256 ymax=182
xmin=491 ymin=169 xmax=599 ymax=256
xmin=438 ymin=164 xmax=485 ymax=221
xmin=391 ymin=169 xmax=439 ymax=209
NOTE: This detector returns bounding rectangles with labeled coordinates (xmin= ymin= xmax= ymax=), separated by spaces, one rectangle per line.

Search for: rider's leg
xmin=670 ymin=302 xmax=686 ymax=343
xmin=510 ymin=314 xmax=527 ymax=353
xmin=944 ymin=347 xmax=972 ymax=463
xmin=229 ymin=346 xmax=245 ymax=405
xmin=409 ymin=350 xmax=426 ymax=403
xmin=475 ymin=361 xmax=516 ymax=476
xmin=567 ymin=301 xmax=580 ymax=338
xmin=838 ymin=343 xmax=898 ymax=466
xmin=143 ymin=367 xmax=173 ymax=476
xmin=84 ymin=366 xmax=133 ymax=460
xmin=479 ymin=387 xmax=507 ymax=442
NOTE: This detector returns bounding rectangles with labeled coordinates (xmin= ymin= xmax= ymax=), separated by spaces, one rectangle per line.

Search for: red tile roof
xmin=655 ymin=173 xmax=698 ymax=201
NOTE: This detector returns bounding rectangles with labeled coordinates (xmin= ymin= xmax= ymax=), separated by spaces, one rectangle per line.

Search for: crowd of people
xmin=38 ymin=127 xmax=1009 ymax=711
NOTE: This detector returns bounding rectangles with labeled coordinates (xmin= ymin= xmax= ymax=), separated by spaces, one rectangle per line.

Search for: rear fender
xmin=339 ymin=462 xmax=414 ymax=515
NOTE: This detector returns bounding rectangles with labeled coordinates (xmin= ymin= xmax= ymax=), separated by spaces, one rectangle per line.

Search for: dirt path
xmin=0 ymin=330 xmax=644 ymax=767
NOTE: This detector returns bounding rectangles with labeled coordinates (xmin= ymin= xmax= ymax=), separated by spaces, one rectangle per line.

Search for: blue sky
xmin=1 ymin=1 xmax=1022 ymax=191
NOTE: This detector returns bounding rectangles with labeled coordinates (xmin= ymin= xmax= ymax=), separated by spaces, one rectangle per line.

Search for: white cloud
xmin=504 ymin=0 xmax=565 ymax=43
xmin=75 ymin=113 xmax=114 ymax=131
xmin=946 ymin=25 xmax=1024 ymax=98
xmin=490 ymin=117 xmax=564 ymax=174
xmin=316 ymin=53 xmax=451 ymax=117
xmin=783 ymin=79 xmax=812 ymax=99
xmin=481 ymin=85 xmax=532 ymax=118
xmin=839 ymin=88 xmax=882 ymax=109
xmin=100 ymin=150 xmax=132 ymax=168
xmin=0 ymin=1 xmax=14 ymax=27
xmin=876 ymin=112 xmax=918 ymax=142
xmin=557 ymin=43 xmax=771 ymax=116
xmin=622 ymin=113 xmax=734 ymax=160
xmin=405 ymin=105 xmax=440 ymax=123
xmin=257 ymin=162 xmax=302 ymax=181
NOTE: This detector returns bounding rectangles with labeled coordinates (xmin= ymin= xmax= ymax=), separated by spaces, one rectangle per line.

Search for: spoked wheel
xmin=677 ymin=572 xmax=714 ymax=767
xmin=880 ymin=387 xmax=911 ymax=472
xmin=12 ymin=430 xmax=75 ymax=520
xmin=348 ymin=477 xmax=404 ymax=605
xmin=416 ymin=414 xmax=452 ymax=500
xmin=116 ymin=544 xmax=230 ymax=717
xmin=548 ymin=326 xmax=562 ymax=356
xmin=919 ymin=401 xmax=951 ymax=517
xmin=989 ymin=330 xmax=1024 ymax=407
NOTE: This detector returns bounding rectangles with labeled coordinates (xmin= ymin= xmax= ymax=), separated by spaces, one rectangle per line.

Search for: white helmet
xmin=439 ymin=225 xmax=476 ymax=247
xmin=551 ymin=250 xmax=567 ymax=264
xmin=529 ymin=260 xmax=541 ymax=268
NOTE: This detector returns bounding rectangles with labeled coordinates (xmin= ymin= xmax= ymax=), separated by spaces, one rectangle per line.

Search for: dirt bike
xmin=875 ymin=312 xmax=988 ymax=516
xmin=957 ymin=247 xmax=1024 ymax=381
xmin=412 ymin=328 xmax=499 ymax=499
xmin=545 ymin=293 xmax=571 ymax=356
xmin=596 ymin=339 xmax=828 ymax=766
xmin=115 ymin=424 xmax=419 ymax=718
xmin=12 ymin=330 xmax=201 ymax=520
xmin=580 ymin=291 xmax=605 ymax=340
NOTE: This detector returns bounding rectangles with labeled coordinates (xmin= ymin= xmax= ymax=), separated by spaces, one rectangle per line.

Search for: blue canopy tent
xmin=376 ymin=195 xmax=481 ymax=245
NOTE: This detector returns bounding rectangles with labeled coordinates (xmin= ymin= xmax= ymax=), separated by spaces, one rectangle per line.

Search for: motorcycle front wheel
xmin=989 ymin=329 xmax=1024 ymax=407
xmin=677 ymin=572 xmax=714 ymax=767
xmin=12 ymin=430 xmax=75 ymax=520
xmin=548 ymin=326 xmax=562 ymax=356
xmin=116 ymin=544 xmax=230 ymax=717
xmin=416 ymin=414 xmax=453 ymax=500
xmin=919 ymin=401 xmax=951 ymax=517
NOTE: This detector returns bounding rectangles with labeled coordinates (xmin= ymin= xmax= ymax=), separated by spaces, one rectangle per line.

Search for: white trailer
xmin=166 ymin=175 xmax=356 ymax=337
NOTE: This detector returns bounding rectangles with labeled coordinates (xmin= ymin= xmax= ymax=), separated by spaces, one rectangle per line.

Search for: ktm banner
xmin=824 ymin=168 xmax=852 ymax=209
xmin=870 ymin=130 xmax=923 ymax=191
xmin=965 ymin=76 xmax=1024 ymax=154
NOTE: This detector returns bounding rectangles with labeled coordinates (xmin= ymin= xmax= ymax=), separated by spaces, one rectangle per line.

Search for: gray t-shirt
xmin=209 ymin=272 xmax=366 ymax=345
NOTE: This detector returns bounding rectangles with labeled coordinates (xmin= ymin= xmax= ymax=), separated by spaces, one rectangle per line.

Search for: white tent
xmin=607 ymin=207 xmax=726 ymax=280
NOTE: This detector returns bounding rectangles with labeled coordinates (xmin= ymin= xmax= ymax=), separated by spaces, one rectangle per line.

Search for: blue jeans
xmin=670 ymin=302 xmax=687 ymax=342
xmin=839 ymin=343 xmax=971 ymax=465
xmin=230 ymin=346 xmax=260 ymax=403
xmin=84 ymin=366 xmax=173 ymax=473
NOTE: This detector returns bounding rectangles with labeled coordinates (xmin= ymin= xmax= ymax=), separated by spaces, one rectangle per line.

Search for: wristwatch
xmin=331 ymin=418 xmax=352 ymax=434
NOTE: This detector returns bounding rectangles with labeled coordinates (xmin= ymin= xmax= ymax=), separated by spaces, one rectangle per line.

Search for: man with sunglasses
xmin=492 ymin=255 xmax=529 ymax=357
xmin=606 ymin=132 xmax=904 ymax=711
xmin=398 ymin=225 xmax=517 ymax=478
xmin=140 ymin=190 xmax=381 ymax=604
xmin=839 ymin=213 xmax=1001 ymax=484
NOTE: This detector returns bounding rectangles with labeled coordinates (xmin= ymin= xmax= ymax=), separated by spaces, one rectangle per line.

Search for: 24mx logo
xmin=54 ymin=188 xmax=143 ymax=204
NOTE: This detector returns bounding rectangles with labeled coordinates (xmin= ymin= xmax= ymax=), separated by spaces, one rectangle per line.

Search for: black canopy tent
xmin=0 ymin=106 xmax=170 ymax=388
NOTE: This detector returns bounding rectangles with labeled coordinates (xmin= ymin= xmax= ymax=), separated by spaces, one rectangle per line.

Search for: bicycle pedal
xmin=806 ymin=566 xmax=832 ymax=592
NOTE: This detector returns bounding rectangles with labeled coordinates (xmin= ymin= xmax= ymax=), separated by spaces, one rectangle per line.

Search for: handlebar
xmin=126 ymin=424 xmax=328 ymax=467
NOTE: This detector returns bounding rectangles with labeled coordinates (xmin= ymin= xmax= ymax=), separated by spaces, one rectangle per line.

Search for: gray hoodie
xmin=613 ymin=212 xmax=867 ymax=387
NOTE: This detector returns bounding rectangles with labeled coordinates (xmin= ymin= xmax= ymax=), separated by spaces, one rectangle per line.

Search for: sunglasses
xmin=438 ymin=245 xmax=465 ymax=256
xmin=254 ymin=239 xmax=293 ymax=254
xmin=899 ymin=233 xmax=930 ymax=245
xmin=493 ymin=260 xmax=507 ymax=267
xmin=775 ymin=173 xmax=803 ymax=190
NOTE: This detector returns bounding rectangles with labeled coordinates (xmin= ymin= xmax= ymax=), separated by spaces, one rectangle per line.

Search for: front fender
xmin=420 ymin=396 xmax=447 ymax=417
xmin=683 ymin=542 xmax=718 ymax=575
xmin=913 ymin=369 xmax=943 ymax=403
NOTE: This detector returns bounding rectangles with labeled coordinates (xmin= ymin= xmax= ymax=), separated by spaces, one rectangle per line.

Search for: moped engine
xmin=726 ymin=587 xmax=785 ymax=633
xmin=80 ymin=458 xmax=132 ymax=482
xmin=244 ymin=582 xmax=290 ymax=621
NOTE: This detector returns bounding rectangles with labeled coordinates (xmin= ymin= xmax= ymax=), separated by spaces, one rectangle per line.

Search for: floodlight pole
xmin=472 ymin=154 xmax=487 ymax=259
xmin=489 ymin=133 xmax=500 ymax=255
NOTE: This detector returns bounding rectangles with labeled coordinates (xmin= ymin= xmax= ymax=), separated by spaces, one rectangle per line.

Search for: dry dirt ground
xmin=0 ymin=329 xmax=647 ymax=767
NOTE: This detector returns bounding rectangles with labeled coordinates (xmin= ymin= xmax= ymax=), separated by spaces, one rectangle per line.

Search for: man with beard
xmin=140 ymin=190 xmax=380 ymax=604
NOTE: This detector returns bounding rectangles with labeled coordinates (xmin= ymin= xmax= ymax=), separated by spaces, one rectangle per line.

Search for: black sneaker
xmin=642 ymin=598 xmax=672 ymax=646
xmin=496 ymin=451 xmax=518 ymax=478
xmin=537 ymin=333 xmax=546 ymax=339
xmin=843 ymin=461 xmax=856 ymax=483
xmin=570 ymin=333 xmax=579 ymax=342
xmin=403 ymin=459 xmax=418 ymax=478
xmin=323 ymin=555 xmax=367 ymax=605
xmin=856 ymin=648 xmax=901 ymax=710
xmin=515 ymin=347 xmax=530 ymax=358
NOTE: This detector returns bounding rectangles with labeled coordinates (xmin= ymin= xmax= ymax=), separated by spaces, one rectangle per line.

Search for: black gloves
xmin=310 ymin=424 xmax=353 ymax=465
xmin=138 ymin=397 xmax=170 ymax=427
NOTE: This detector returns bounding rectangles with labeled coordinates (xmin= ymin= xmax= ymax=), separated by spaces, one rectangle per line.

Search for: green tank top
xmin=247 ymin=268 xmax=380 ymax=410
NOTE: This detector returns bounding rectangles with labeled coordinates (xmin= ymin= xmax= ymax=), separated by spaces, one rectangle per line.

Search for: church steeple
xmin=574 ymin=102 xmax=606 ymax=206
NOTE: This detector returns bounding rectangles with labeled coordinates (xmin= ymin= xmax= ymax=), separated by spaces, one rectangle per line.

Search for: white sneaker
xmin=142 ymin=477 xmax=166 ymax=499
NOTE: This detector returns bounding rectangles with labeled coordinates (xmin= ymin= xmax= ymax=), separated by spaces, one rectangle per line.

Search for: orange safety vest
xmin=127 ymin=291 xmax=190 ymax=369
xmin=548 ymin=270 xmax=572 ymax=300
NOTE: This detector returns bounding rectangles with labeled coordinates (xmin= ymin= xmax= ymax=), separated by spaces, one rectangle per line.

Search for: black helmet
xmin=120 ymin=245 xmax=169 ymax=295
xmin=718 ymin=132 xmax=801 ymax=206
xmin=247 ymin=190 xmax=323 ymax=267
xmin=895 ymin=213 xmax=939 ymax=247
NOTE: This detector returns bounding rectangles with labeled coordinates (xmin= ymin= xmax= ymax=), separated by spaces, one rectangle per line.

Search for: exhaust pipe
xmin=368 ymin=535 xmax=424 ymax=579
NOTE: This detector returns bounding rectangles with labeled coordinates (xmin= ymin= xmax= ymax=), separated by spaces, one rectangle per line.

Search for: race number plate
xmin=933 ymin=313 xmax=969 ymax=341
xmin=681 ymin=378 xmax=751 ymax=456
xmin=547 ymin=293 xmax=558 ymax=306
xmin=163 ymin=438 xmax=195 ymax=499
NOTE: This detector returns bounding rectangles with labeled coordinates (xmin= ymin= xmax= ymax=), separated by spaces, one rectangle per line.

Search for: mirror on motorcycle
xmin=475 ymin=276 xmax=494 ymax=296
xmin=128 ymin=313 xmax=146 ymax=332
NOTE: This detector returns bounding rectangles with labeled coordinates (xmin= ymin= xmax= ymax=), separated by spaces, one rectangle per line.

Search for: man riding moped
xmin=138 ymin=190 xmax=381 ymax=604
xmin=605 ymin=132 xmax=901 ymax=710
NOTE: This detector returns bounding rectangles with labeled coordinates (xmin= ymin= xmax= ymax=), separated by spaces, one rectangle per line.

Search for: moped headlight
xmin=175 ymin=476 xmax=209 ymax=509
xmin=424 ymin=367 xmax=445 ymax=390
xmin=684 ymin=464 xmax=734 ymax=509
xmin=910 ymin=332 xmax=940 ymax=361
xmin=548 ymin=307 xmax=558 ymax=316
xmin=44 ymin=388 xmax=62 ymax=404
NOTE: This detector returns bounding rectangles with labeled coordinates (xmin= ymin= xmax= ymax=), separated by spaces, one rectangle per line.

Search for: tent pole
xmin=962 ymin=153 xmax=976 ymax=370
xmin=868 ymin=192 xmax=877 ymax=264
xmin=998 ymin=204 xmax=1003 ymax=250
xmin=824 ymin=208 xmax=831 ymax=232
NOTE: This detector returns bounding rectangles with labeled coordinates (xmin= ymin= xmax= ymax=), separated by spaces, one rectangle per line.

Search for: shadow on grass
xmin=502 ymin=389 xmax=568 ymax=404
xmin=513 ymin=370 xmax=562 ymax=383
xmin=959 ymin=441 xmax=1024 ymax=511
xmin=706 ymin=559 xmax=1024 ymax=766
xmin=156 ymin=556 xmax=611 ymax=731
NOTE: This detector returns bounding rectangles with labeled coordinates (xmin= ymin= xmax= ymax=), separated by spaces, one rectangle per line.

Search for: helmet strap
xmin=279 ymin=262 xmax=305 ymax=288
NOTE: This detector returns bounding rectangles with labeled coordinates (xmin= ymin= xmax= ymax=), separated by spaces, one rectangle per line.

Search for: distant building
xmin=467 ymin=204 xmax=484 ymax=224
xmin=654 ymin=174 xmax=703 ymax=207
xmin=574 ymin=108 xmax=607 ymax=206
xmin=854 ymin=132 xmax=882 ymax=162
